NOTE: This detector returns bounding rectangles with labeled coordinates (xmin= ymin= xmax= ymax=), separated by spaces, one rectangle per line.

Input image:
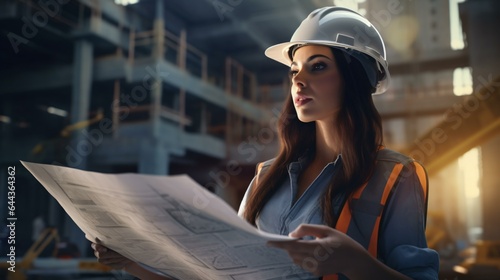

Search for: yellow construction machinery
xmin=0 ymin=227 xmax=111 ymax=280
xmin=0 ymin=227 xmax=59 ymax=280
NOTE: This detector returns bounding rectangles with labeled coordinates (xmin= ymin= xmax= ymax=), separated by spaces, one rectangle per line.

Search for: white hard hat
xmin=265 ymin=7 xmax=390 ymax=94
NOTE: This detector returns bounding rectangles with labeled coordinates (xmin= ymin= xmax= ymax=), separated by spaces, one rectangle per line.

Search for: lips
xmin=295 ymin=96 xmax=312 ymax=107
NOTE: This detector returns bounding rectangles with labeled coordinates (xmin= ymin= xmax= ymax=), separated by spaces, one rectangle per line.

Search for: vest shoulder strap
xmin=325 ymin=149 xmax=428 ymax=280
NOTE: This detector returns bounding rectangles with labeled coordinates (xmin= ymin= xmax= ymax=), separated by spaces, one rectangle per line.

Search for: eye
xmin=288 ymin=69 xmax=298 ymax=77
xmin=311 ymin=62 xmax=327 ymax=71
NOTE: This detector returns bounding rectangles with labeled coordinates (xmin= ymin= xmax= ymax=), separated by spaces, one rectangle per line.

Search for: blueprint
xmin=21 ymin=161 xmax=315 ymax=280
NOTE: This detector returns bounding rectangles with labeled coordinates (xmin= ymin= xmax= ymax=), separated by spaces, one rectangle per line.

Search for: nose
xmin=292 ymin=70 xmax=306 ymax=89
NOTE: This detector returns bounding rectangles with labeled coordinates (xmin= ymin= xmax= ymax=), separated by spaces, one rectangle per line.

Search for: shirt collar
xmin=288 ymin=151 xmax=342 ymax=173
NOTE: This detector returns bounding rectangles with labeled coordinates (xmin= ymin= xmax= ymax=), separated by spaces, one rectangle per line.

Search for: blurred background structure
xmin=0 ymin=0 xmax=499 ymax=279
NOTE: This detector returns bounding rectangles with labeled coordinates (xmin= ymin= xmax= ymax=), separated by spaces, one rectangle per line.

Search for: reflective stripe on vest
xmin=325 ymin=153 xmax=428 ymax=280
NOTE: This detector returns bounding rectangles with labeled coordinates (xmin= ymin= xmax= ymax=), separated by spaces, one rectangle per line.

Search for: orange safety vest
xmin=255 ymin=149 xmax=428 ymax=280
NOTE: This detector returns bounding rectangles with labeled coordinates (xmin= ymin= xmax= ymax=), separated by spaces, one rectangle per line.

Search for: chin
xmin=297 ymin=115 xmax=316 ymax=123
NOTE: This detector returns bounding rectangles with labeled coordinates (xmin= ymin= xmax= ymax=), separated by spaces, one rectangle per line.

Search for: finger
xmin=95 ymin=250 xmax=123 ymax=260
xmin=289 ymin=224 xmax=332 ymax=239
xmin=92 ymin=238 xmax=108 ymax=252
xmin=94 ymin=244 xmax=108 ymax=254
xmin=268 ymin=240 xmax=320 ymax=254
xmin=95 ymin=237 xmax=107 ymax=249
xmin=91 ymin=242 xmax=105 ymax=251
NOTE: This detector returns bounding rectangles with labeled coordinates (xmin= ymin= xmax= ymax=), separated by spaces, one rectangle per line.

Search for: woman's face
xmin=290 ymin=45 xmax=343 ymax=123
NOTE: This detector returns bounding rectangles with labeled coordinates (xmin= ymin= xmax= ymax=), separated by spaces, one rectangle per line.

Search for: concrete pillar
xmin=151 ymin=0 xmax=164 ymax=138
xmin=139 ymin=0 xmax=167 ymax=175
xmin=153 ymin=0 xmax=165 ymax=59
xmin=66 ymin=39 xmax=94 ymax=257
xmin=155 ymin=0 xmax=164 ymax=21
xmin=460 ymin=0 xmax=500 ymax=240
xmin=150 ymin=66 xmax=163 ymax=139
xmin=68 ymin=39 xmax=93 ymax=170
xmin=138 ymin=138 xmax=169 ymax=175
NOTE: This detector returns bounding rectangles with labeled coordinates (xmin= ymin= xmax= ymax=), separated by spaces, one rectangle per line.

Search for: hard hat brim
xmin=264 ymin=41 xmax=390 ymax=94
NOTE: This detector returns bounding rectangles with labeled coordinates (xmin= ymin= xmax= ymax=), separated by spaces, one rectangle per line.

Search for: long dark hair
xmin=243 ymin=47 xmax=384 ymax=227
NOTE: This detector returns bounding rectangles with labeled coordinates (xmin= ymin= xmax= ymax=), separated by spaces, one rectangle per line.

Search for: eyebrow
xmin=290 ymin=54 xmax=332 ymax=67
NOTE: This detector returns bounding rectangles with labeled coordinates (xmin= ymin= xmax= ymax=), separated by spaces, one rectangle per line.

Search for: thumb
xmin=289 ymin=224 xmax=332 ymax=239
xmin=94 ymin=237 xmax=108 ymax=253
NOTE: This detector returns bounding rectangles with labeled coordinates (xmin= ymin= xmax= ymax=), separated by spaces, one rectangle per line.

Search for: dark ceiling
xmin=0 ymin=0 xmax=358 ymax=84
xmin=130 ymin=0 xmax=331 ymax=84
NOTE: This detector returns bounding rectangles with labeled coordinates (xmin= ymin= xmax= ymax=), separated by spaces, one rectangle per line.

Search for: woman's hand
xmin=90 ymin=239 xmax=175 ymax=280
xmin=91 ymin=240 xmax=134 ymax=270
xmin=267 ymin=224 xmax=367 ymax=277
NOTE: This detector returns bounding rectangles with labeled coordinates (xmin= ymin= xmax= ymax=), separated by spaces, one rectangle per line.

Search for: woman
xmin=92 ymin=7 xmax=439 ymax=279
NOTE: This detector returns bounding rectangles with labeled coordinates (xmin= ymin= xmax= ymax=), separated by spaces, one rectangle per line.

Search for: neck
xmin=314 ymin=119 xmax=341 ymax=164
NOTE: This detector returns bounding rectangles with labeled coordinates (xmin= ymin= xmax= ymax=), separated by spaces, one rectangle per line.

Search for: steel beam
xmin=402 ymin=76 xmax=500 ymax=176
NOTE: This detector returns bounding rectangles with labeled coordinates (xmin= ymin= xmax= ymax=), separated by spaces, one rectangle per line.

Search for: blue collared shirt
xmin=238 ymin=154 xmax=439 ymax=279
